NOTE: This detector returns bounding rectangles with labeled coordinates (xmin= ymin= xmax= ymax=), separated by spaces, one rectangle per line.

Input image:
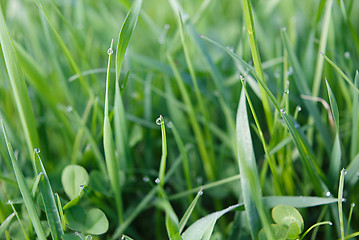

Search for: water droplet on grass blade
xmin=155 ymin=178 xmax=160 ymax=184
xmin=344 ymin=51 xmax=351 ymax=59
xmin=297 ymin=106 xmax=302 ymax=111
xmin=34 ymin=148 xmax=40 ymax=154
xmin=280 ymin=108 xmax=287 ymax=114
xmin=351 ymin=203 xmax=356 ymax=208
xmin=283 ymin=89 xmax=289 ymax=94
xmin=325 ymin=191 xmax=331 ymax=197
xmin=329 ymin=222 xmax=333 ymax=226
xmin=85 ymin=235 xmax=92 ymax=240
xmin=107 ymin=48 xmax=113 ymax=55
xmin=66 ymin=106 xmax=73 ymax=112
xmin=156 ymin=116 xmax=163 ymax=125
xmin=142 ymin=176 xmax=149 ymax=182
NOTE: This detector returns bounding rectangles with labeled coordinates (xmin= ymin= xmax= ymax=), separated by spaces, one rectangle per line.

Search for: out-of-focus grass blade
xmin=236 ymin=90 xmax=273 ymax=240
xmin=113 ymin=0 xmax=142 ymax=179
xmin=326 ymin=80 xmax=342 ymax=185
xmin=263 ymin=196 xmax=338 ymax=208
xmin=322 ymin=53 xmax=359 ymax=94
xmin=350 ymin=73 xmax=359 ymax=159
xmin=179 ymin=187 xmax=203 ymax=233
xmin=312 ymin=0 xmax=333 ymax=97
xmin=281 ymin=29 xmax=332 ymax=153
xmin=181 ymin=204 xmax=240 ymax=240
xmin=32 ymin=0 xmax=92 ymax=97
xmin=156 ymin=198 xmax=182 ymax=240
xmin=0 ymin=212 xmax=15 ymax=237
xmin=104 ymin=40 xmax=124 ymax=223
xmin=346 ymin=154 xmax=359 ymax=186
xmin=34 ymin=150 xmax=64 ymax=240
xmin=1 ymin=121 xmax=47 ymax=240
xmin=0 ymin=4 xmax=39 ymax=161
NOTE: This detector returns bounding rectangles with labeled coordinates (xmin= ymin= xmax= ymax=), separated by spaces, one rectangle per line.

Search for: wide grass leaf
xmin=0 ymin=212 xmax=15 ymax=237
xmin=181 ymin=204 xmax=240 ymax=240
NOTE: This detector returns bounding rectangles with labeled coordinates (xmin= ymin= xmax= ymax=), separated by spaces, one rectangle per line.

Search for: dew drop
xmin=156 ymin=116 xmax=162 ymax=125
xmin=7 ymin=200 xmax=12 ymax=205
xmin=167 ymin=121 xmax=173 ymax=129
xmin=344 ymin=51 xmax=351 ymax=59
xmin=75 ymin=232 xmax=81 ymax=236
xmin=280 ymin=108 xmax=287 ymax=114
xmin=66 ymin=106 xmax=73 ymax=112
xmin=142 ymin=176 xmax=149 ymax=182
xmin=155 ymin=178 xmax=160 ymax=184
xmin=121 ymin=236 xmax=126 ymax=240
xmin=85 ymin=235 xmax=92 ymax=240
xmin=297 ymin=106 xmax=302 ymax=111
xmin=283 ymin=89 xmax=289 ymax=94
xmin=79 ymin=185 xmax=84 ymax=190
xmin=342 ymin=198 xmax=347 ymax=203
xmin=294 ymin=123 xmax=300 ymax=129
xmin=34 ymin=148 xmax=40 ymax=154
xmin=226 ymin=46 xmax=234 ymax=53
xmin=286 ymin=67 xmax=293 ymax=77
xmin=329 ymin=222 xmax=333 ymax=226
xmin=107 ymin=48 xmax=113 ymax=55
xmin=325 ymin=191 xmax=331 ymax=197
xmin=351 ymin=203 xmax=356 ymax=208
xmin=281 ymin=27 xmax=287 ymax=32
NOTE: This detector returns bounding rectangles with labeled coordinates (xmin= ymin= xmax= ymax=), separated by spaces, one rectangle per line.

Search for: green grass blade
xmin=179 ymin=187 xmax=203 ymax=233
xmin=350 ymin=72 xmax=359 ymax=159
xmin=0 ymin=212 xmax=15 ymax=237
xmin=115 ymin=0 xmax=142 ymax=81
xmin=114 ymin=0 xmax=142 ymax=178
xmin=104 ymin=40 xmax=124 ymax=224
xmin=326 ymin=80 xmax=342 ymax=185
xmin=156 ymin=115 xmax=168 ymax=187
xmin=312 ymin=0 xmax=333 ymax=97
xmin=321 ymin=53 xmax=359 ymax=94
xmin=1 ymin=121 xmax=47 ymax=240
xmin=34 ymin=150 xmax=64 ymax=240
xmin=263 ymin=196 xmax=338 ymax=208
xmin=242 ymin=0 xmax=273 ymax=131
xmin=236 ymin=90 xmax=273 ymax=240
xmin=338 ymin=168 xmax=346 ymax=240
xmin=0 ymin=4 xmax=39 ymax=163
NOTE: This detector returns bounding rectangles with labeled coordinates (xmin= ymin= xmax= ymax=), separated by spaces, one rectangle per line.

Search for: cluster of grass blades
xmin=1 ymin=0 xmax=359 ymax=239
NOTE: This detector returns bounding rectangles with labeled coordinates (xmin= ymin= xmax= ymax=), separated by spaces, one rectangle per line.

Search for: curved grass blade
xmin=1 ymin=121 xmax=47 ymax=240
xmin=104 ymin=40 xmax=124 ymax=223
xmin=0 ymin=212 xmax=15 ymax=237
xmin=0 ymin=4 xmax=39 ymax=164
xmin=179 ymin=187 xmax=203 ymax=233
xmin=34 ymin=150 xmax=64 ymax=240
xmin=236 ymin=90 xmax=274 ymax=240
xmin=181 ymin=204 xmax=240 ymax=240
xmin=350 ymin=73 xmax=359 ymax=159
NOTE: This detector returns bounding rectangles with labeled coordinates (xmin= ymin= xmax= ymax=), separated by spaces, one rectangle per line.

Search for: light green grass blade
xmin=114 ymin=0 xmax=142 ymax=177
xmin=312 ymin=0 xmax=333 ymax=97
xmin=326 ymin=80 xmax=342 ymax=185
xmin=338 ymin=168 xmax=346 ymax=240
xmin=241 ymin=0 xmax=273 ymax=131
xmin=0 ymin=4 xmax=39 ymax=163
xmin=322 ymin=53 xmax=359 ymax=94
xmin=179 ymin=187 xmax=203 ymax=233
xmin=34 ymin=150 xmax=64 ymax=240
xmin=236 ymin=90 xmax=273 ymax=240
xmin=263 ymin=196 xmax=338 ymax=208
xmin=155 ymin=197 xmax=182 ymax=240
xmin=103 ymin=40 xmax=124 ymax=224
xmin=181 ymin=204 xmax=240 ymax=240
xmin=1 ymin=121 xmax=46 ymax=240
xmin=0 ymin=212 xmax=15 ymax=237
xmin=350 ymin=73 xmax=359 ymax=159
xmin=157 ymin=115 xmax=168 ymax=187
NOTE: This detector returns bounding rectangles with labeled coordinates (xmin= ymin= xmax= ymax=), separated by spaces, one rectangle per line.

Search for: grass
xmin=0 ymin=0 xmax=359 ymax=239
